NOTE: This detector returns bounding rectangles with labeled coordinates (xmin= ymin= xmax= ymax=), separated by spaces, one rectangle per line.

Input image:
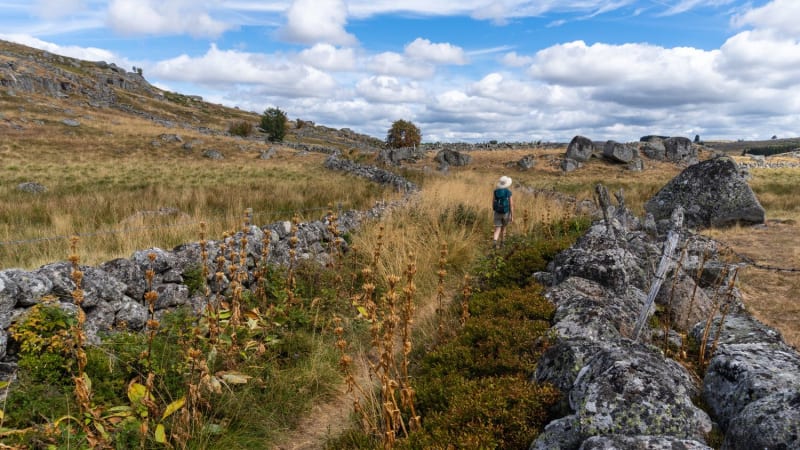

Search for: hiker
xmin=492 ymin=176 xmax=513 ymax=248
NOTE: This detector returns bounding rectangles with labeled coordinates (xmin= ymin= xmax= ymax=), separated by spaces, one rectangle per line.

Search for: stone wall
xmin=531 ymin=188 xmax=800 ymax=449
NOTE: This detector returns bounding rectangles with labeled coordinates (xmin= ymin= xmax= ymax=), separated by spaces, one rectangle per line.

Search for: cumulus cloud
xmin=529 ymin=40 xmax=729 ymax=107
xmin=368 ymin=52 xmax=435 ymax=79
xmin=107 ymin=0 xmax=229 ymax=37
xmin=280 ymin=0 xmax=356 ymax=45
xmin=150 ymin=44 xmax=337 ymax=97
xmin=297 ymin=44 xmax=356 ymax=71
xmin=716 ymin=31 xmax=800 ymax=89
xmin=355 ymin=76 xmax=426 ymax=103
xmin=732 ymin=0 xmax=800 ymax=38
xmin=404 ymin=38 xmax=467 ymax=65
xmin=500 ymin=51 xmax=533 ymax=67
xmin=0 ymin=33 xmax=121 ymax=63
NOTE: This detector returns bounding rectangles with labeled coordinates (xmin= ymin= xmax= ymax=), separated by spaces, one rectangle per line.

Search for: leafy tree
xmin=261 ymin=107 xmax=288 ymax=142
xmin=386 ymin=119 xmax=421 ymax=148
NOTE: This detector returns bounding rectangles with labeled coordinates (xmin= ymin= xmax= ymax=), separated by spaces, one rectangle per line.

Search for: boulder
xmin=722 ymin=391 xmax=800 ymax=450
xmin=516 ymin=154 xmax=536 ymax=170
xmin=377 ymin=147 xmax=425 ymax=166
xmin=602 ymin=141 xmax=638 ymax=163
xmin=644 ymin=156 xmax=765 ymax=229
xmin=580 ymin=435 xmax=712 ymax=449
xmin=16 ymin=182 xmax=47 ymax=194
xmin=664 ymin=137 xmax=697 ymax=164
xmin=203 ymin=149 xmax=224 ymax=160
xmin=641 ymin=139 xmax=667 ymax=160
xmin=434 ymin=149 xmax=470 ymax=167
xmin=566 ymin=136 xmax=595 ymax=162
xmin=561 ymin=158 xmax=582 ymax=172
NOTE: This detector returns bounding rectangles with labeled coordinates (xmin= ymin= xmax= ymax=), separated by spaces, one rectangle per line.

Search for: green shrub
xmin=403 ymin=375 xmax=559 ymax=450
xmin=8 ymin=302 xmax=76 ymax=385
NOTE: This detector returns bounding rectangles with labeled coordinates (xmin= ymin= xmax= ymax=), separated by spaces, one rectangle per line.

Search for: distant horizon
xmin=2 ymin=1 xmax=798 ymax=143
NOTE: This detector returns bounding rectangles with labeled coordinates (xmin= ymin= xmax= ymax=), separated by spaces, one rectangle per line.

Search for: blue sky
xmin=2 ymin=0 xmax=798 ymax=143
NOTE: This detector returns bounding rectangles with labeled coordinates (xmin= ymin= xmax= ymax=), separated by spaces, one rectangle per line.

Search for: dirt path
xmin=272 ymin=293 xmax=444 ymax=449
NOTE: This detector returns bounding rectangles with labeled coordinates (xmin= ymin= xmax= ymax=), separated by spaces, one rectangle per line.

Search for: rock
xmin=0 ymin=269 xmax=53 ymax=308
xmin=159 ymin=133 xmax=182 ymax=143
xmin=516 ymin=154 xmax=537 ymax=170
xmin=61 ymin=118 xmax=80 ymax=127
xmin=580 ymin=435 xmax=713 ymax=449
xmin=664 ymin=137 xmax=697 ymax=164
xmin=16 ymin=182 xmax=47 ymax=193
xmin=722 ymin=391 xmax=800 ymax=450
xmin=627 ymin=158 xmax=644 ymax=171
xmin=602 ymin=141 xmax=638 ymax=163
xmin=566 ymin=136 xmax=595 ymax=162
xmin=434 ymin=149 xmax=471 ymax=167
xmin=561 ymin=158 xmax=582 ymax=172
xmin=260 ymin=146 xmax=277 ymax=160
xmin=644 ymin=156 xmax=765 ymax=229
xmin=692 ymin=313 xmax=800 ymax=430
xmin=377 ymin=147 xmax=425 ymax=166
xmin=641 ymin=139 xmax=667 ymax=160
xmin=203 ymin=149 xmax=224 ymax=160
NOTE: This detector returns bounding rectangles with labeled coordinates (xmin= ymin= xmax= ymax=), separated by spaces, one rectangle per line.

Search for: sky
xmin=2 ymin=0 xmax=798 ymax=143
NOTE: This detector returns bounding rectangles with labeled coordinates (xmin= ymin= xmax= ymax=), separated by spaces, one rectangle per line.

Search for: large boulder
xmin=602 ymin=141 xmax=638 ymax=163
xmin=566 ymin=136 xmax=596 ymax=162
xmin=664 ymin=137 xmax=698 ymax=164
xmin=644 ymin=156 xmax=765 ymax=229
xmin=434 ymin=149 xmax=470 ymax=167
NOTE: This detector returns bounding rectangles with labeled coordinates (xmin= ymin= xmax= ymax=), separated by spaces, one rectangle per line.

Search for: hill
xmin=0 ymin=38 xmax=384 ymax=151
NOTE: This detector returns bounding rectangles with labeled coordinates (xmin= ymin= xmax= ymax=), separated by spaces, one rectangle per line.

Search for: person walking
xmin=492 ymin=176 xmax=513 ymax=249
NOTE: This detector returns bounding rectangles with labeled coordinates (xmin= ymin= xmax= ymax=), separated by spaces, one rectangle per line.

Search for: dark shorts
xmin=493 ymin=212 xmax=510 ymax=227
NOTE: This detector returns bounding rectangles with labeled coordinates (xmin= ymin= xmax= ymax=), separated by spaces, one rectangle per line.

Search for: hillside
xmin=0 ymin=39 xmax=384 ymax=152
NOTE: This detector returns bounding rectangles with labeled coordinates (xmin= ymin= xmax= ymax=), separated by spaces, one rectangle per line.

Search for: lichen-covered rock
xmin=693 ymin=314 xmax=800 ymax=430
xmin=566 ymin=136 xmax=596 ymax=162
xmin=602 ymin=141 xmax=638 ymax=163
xmin=434 ymin=148 xmax=471 ymax=166
xmin=644 ymin=156 xmax=765 ymax=229
xmin=567 ymin=342 xmax=712 ymax=441
xmin=663 ymin=137 xmax=697 ymax=165
xmin=722 ymin=390 xmax=800 ymax=450
xmin=562 ymin=157 xmax=582 ymax=172
xmin=580 ymin=435 xmax=712 ymax=449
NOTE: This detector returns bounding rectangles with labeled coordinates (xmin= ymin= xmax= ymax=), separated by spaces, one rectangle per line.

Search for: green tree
xmin=386 ymin=119 xmax=421 ymax=148
xmin=261 ymin=107 xmax=288 ymax=142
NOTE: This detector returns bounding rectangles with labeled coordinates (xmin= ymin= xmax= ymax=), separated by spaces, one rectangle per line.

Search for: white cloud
xmin=368 ymin=52 xmax=435 ymax=79
xmin=529 ymin=40 xmax=729 ymax=107
xmin=716 ymin=31 xmax=800 ymax=89
xmin=500 ymin=51 xmax=533 ymax=67
xmin=150 ymin=44 xmax=337 ymax=97
xmin=355 ymin=76 xmax=426 ymax=103
xmin=280 ymin=0 xmax=356 ymax=45
xmin=732 ymin=0 xmax=800 ymax=38
xmin=107 ymin=0 xmax=229 ymax=37
xmin=297 ymin=44 xmax=356 ymax=71
xmin=404 ymin=38 xmax=467 ymax=65
xmin=34 ymin=0 xmax=86 ymax=20
xmin=0 ymin=33 xmax=121 ymax=63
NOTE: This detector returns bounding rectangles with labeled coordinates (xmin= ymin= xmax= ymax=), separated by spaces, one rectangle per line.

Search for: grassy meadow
xmin=3 ymin=77 xmax=800 ymax=447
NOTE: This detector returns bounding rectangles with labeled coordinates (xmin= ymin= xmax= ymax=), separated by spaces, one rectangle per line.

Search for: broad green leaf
xmin=162 ymin=396 xmax=186 ymax=420
xmin=356 ymin=306 xmax=368 ymax=317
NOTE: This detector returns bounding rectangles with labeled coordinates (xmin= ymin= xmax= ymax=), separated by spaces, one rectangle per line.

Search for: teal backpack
xmin=493 ymin=188 xmax=511 ymax=214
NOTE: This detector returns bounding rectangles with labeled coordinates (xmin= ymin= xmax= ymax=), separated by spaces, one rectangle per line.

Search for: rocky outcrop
xmin=644 ymin=156 xmax=765 ymax=229
xmin=639 ymin=136 xmax=698 ymax=165
xmin=377 ymin=146 xmax=426 ymax=166
xmin=531 ymin=184 xmax=798 ymax=448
